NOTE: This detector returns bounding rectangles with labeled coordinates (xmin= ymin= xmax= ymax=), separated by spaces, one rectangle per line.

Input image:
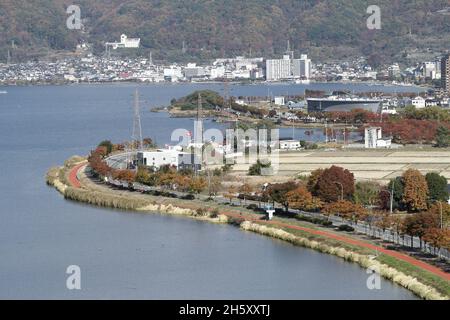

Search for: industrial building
xmin=307 ymin=95 xmax=382 ymax=113
xmin=137 ymin=149 xmax=201 ymax=171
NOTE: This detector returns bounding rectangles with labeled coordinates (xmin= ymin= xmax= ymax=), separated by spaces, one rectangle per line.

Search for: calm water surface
xmin=0 ymin=83 xmax=420 ymax=299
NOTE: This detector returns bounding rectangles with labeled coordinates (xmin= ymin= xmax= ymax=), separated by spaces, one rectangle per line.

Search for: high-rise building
xmin=299 ymin=54 xmax=311 ymax=79
xmin=266 ymin=54 xmax=311 ymax=81
xmin=441 ymin=54 xmax=450 ymax=95
xmin=266 ymin=55 xmax=292 ymax=80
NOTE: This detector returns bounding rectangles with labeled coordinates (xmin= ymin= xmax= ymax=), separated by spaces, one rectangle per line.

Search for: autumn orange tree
xmin=374 ymin=212 xmax=394 ymax=233
xmin=113 ymin=170 xmax=136 ymax=184
xmin=173 ymin=174 xmax=191 ymax=192
xmin=313 ymin=166 xmax=355 ymax=202
xmin=265 ymin=181 xmax=298 ymax=212
xmin=423 ymin=228 xmax=450 ymax=253
xmin=306 ymin=168 xmax=324 ymax=193
xmin=88 ymin=149 xmax=112 ymax=178
xmin=323 ymin=200 xmax=367 ymax=222
xmin=428 ymin=202 xmax=450 ymax=229
xmin=225 ymin=186 xmax=238 ymax=204
xmin=286 ymin=186 xmax=323 ymax=211
xmin=189 ymin=177 xmax=207 ymax=194
xmin=403 ymin=212 xmax=439 ymax=248
xmin=402 ymin=169 xmax=429 ymax=212
xmin=238 ymin=183 xmax=254 ymax=205
xmin=157 ymin=171 xmax=178 ymax=189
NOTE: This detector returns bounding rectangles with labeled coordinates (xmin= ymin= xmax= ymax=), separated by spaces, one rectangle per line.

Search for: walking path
xmin=68 ymin=163 xmax=85 ymax=188
xmin=67 ymin=163 xmax=450 ymax=282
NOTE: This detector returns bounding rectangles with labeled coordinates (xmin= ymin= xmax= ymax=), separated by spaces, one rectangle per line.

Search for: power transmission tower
xmin=132 ymin=89 xmax=144 ymax=151
xmin=193 ymin=93 xmax=204 ymax=174
xmin=195 ymin=93 xmax=204 ymax=144
xmin=223 ymin=79 xmax=230 ymax=111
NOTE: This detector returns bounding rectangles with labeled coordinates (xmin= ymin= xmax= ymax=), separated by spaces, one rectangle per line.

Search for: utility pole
xmin=434 ymin=200 xmax=443 ymax=229
xmin=390 ymin=179 xmax=395 ymax=214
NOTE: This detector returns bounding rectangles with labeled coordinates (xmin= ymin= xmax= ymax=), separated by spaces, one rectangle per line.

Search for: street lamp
xmin=334 ymin=181 xmax=344 ymax=201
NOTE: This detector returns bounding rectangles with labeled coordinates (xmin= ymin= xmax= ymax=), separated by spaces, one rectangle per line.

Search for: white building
xmin=266 ymin=55 xmax=292 ymax=80
xmin=137 ymin=149 xmax=201 ymax=171
xmin=365 ymin=127 xmax=391 ymax=149
xmin=164 ymin=66 xmax=183 ymax=79
xmin=106 ymin=34 xmax=141 ymax=50
xmin=412 ymin=96 xmax=426 ymax=109
xmin=299 ymin=54 xmax=312 ymax=79
xmin=184 ymin=63 xmax=206 ymax=79
xmin=388 ymin=64 xmax=401 ymax=78
xmin=279 ymin=139 xmax=301 ymax=150
xmin=210 ymin=66 xmax=225 ymax=79
xmin=422 ymin=61 xmax=441 ymax=80
xmin=274 ymin=96 xmax=285 ymax=106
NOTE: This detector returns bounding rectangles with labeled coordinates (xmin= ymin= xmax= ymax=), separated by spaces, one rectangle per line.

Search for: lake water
xmin=0 ymin=83 xmax=420 ymax=299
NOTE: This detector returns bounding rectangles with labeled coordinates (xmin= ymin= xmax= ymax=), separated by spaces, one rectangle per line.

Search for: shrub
xmin=338 ymin=224 xmax=355 ymax=232
xmin=321 ymin=220 xmax=333 ymax=227
xmin=210 ymin=208 xmax=220 ymax=218
xmin=196 ymin=208 xmax=207 ymax=216
xmin=248 ymin=160 xmax=271 ymax=176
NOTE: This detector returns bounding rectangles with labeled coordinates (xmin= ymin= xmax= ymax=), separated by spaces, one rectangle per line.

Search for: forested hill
xmin=1 ymin=0 xmax=450 ymax=65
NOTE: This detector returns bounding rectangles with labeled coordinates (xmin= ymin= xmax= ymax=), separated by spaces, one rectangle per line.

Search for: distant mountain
xmin=1 ymin=0 xmax=450 ymax=65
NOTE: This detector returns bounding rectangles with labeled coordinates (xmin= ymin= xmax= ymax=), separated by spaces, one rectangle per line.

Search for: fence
xmin=296 ymin=209 xmax=450 ymax=261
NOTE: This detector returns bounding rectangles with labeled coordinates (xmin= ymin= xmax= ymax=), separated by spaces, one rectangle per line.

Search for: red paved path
xmin=67 ymin=164 xmax=450 ymax=282
xmin=68 ymin=163 xmax=85 ymax=189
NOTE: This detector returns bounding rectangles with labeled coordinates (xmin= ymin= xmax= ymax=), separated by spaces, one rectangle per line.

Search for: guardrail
xmin=295 ymin=209 xmax=450 ymax=261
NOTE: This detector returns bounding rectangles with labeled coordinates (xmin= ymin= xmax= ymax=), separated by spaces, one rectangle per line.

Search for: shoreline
xmin=46 ymin=156 xmax=450 ymax=300
xmin=1 ymin=79 xmax=428 ymax=90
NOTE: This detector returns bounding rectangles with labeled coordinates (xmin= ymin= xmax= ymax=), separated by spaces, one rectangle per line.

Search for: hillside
xmin=1 ymin=0 xmax=450 ymax=65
